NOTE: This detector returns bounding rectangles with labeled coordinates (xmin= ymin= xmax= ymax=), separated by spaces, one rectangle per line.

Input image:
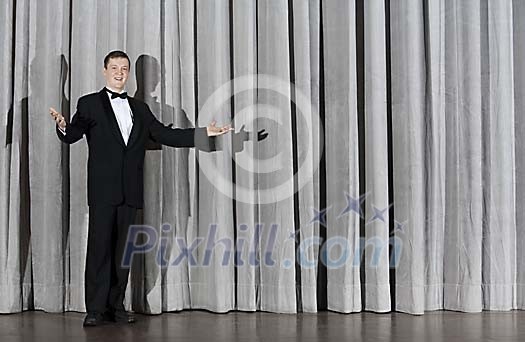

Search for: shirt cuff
xmin=57 ymin=125 xmax=66 ymax=135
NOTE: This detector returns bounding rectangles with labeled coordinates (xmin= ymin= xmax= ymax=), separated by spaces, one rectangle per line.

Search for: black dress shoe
xmin=83 ymin=313 xmax=104 ymax=327
xmin=111 ymin=310 xmax=136 ymax=324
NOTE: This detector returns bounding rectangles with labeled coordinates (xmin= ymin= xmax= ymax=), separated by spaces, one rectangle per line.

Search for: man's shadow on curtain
xmin=5 ymin=55 xmax=70 ymax=310
xmin=129 ymin=54 xmax=268 ymax=313
xmin=4 ymin=75 xmax=33 ymax=310
xmin=130 ymin=54 xmax=193 ymax=313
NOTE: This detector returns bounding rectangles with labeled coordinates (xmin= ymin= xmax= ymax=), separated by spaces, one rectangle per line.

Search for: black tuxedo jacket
xmin=56 ymin=88 xmax=209 ymax=208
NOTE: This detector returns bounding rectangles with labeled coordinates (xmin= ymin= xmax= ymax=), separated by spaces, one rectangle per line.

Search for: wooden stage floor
xmin=1 ymin=310 xmax=524 ymax=342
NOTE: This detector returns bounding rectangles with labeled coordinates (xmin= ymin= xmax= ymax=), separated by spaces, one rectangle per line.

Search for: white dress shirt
xmin=59 ymin=89 xmax=134 ymax=145
xmin=107 ymin=91 xmax=134 ymax=145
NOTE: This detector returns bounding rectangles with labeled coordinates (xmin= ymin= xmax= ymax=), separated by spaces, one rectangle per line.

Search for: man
xmin=49 ymin=50 xmax=231 ymax=327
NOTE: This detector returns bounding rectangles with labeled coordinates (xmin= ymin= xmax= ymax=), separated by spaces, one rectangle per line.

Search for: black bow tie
xmin=106 ymin=88 xmax=128 ymax=99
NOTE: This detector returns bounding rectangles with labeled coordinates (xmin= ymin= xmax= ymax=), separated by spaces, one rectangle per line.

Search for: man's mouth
xmin=114 ymin=77 xmax=124 ymax=81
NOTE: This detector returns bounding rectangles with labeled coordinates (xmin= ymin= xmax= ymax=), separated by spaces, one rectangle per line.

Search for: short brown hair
xmin=104 ymin=50 xmax=131 ymax=69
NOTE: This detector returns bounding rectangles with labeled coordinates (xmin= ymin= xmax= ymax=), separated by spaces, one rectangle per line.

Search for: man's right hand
xmin=50 ymin=107 xmax=67 ymax=129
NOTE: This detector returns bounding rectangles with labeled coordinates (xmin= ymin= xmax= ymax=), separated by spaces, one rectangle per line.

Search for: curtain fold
xmin=514 ymin=0 xmax=525 ymax=311
xmin=0 ymin=0 xmax=523 ymax=315
xmin=322 ymin=0 xmax=361 ymax=313
xmin=231 ymin=0 xmax=258 ymax=312
xmin=191 ymin=0 xmax=235 ymax=313
xmin=363 ymin=0 xmax=391 ymax=313
xmin=391 ymin=0 xmax=432 ymax=315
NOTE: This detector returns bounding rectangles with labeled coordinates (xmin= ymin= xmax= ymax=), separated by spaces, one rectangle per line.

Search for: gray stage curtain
xmin=0 ymin=0 xmax=524 ymax=315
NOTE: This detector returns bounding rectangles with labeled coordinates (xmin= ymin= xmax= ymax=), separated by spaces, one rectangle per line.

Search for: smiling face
xmin=103 ymin=57 xmax=130 ymax=92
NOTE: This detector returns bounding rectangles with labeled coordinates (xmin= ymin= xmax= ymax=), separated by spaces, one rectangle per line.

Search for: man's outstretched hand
xmin=207 ymin=121 xmax=233 ymax=137
xmin=49 ymin=107 xmax=67 ymax=129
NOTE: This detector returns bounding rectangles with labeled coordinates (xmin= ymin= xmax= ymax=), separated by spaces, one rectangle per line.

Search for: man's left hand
xmin=207 ymin=121 xmax=233 ymax=137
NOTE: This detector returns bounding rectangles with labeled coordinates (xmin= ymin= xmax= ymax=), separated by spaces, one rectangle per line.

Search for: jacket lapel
xmin=99 ymin=89 xmax=126 ymax=147
xmin=126 ymin=97 xmax=142 ymax=149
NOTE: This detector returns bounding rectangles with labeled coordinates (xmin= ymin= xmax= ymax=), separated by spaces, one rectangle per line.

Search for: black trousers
xmin=85 ymin=204 xmax=137 ymax=314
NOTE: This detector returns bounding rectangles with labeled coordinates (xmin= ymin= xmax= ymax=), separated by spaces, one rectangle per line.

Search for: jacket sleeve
xmin=56 ymin=97 xmax=93 ymax=144
xmin=146 ymin=104 xmax=214 ymax=151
